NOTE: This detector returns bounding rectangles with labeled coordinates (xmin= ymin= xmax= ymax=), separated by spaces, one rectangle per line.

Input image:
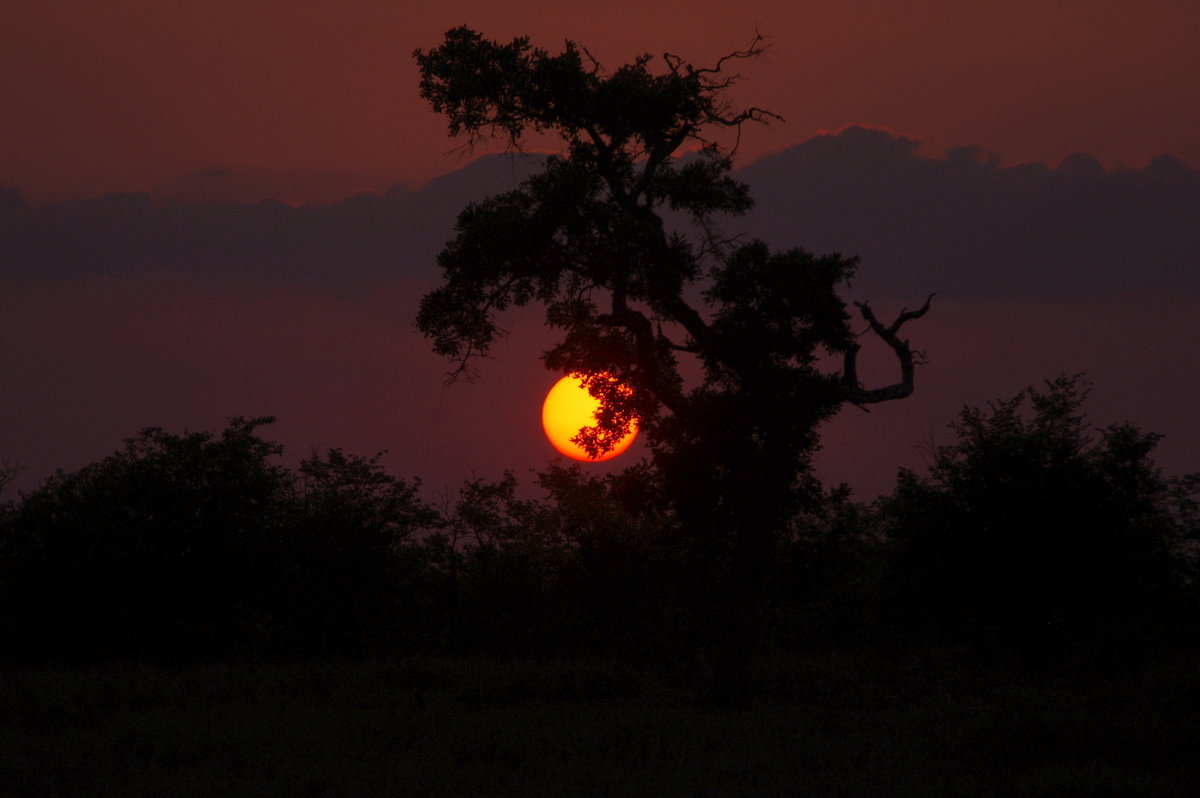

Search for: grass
xmin=2 ymin=647 xmax=1197 ymax=797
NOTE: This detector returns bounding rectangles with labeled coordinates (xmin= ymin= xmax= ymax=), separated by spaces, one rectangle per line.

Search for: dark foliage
xmin=880 ymin=375 xmax=1200 ymax=668
xmin=764 ymin=485 xmax=891 ymax=649
xmin=0 ymin=381 xmax=1196 ymax=667
xmin=271 ymin=447 xmax=443 ymax=656
xmin=428 ymin=464 xmax=704 ymax=657
xmin=0 ymin=418 xmax=287 ymax=659
xmin=414 ymin=27 xmax=932 ymax=701
xmin=0 ymin=418 xmax=718 ymax=664
xmin=0 ymin=419 xmax=439 ymax=662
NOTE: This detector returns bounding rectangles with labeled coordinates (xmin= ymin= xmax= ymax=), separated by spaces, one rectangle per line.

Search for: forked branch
xmin=665 ymin=31 xmax=769 ymax=80
xmin=662 ymin=32 xmax=784 ymax=143
xmin=842 ymin=294 xmax=935 ymax=405
xmin=595 ymin=294 xmax=687 ymax=415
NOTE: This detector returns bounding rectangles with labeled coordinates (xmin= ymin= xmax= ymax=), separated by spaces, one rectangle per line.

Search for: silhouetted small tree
xmin=414 ymin=28 xmax=932 ymax=700
xmin=435 ymin=471 xmax=558 ymax=652
xmin=883 ymin=375 xmax=1199 ymax=668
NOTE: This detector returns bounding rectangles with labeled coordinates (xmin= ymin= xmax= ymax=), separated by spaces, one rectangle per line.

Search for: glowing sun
xmin=542 ymin=374 xmax=638 ymax=462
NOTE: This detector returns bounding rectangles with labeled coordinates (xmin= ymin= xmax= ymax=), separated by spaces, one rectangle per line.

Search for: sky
xmin=5 ymin=0 xmax=1199 ymax=204
xmin=2 ymin=1 xmax=1199 ymax=501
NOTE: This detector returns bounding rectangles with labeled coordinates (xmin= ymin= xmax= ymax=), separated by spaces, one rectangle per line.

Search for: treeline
xmin=1 ymin=376 xmax=1197 ymax=668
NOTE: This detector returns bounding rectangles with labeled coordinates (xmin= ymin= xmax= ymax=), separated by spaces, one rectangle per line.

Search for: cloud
xmin=4 ymin=130 xmax=1196 ymax=303
xmin=0 ymin=152 xmax=548 ymax=292
xmin=1 ymin=132 xmax=1197 ymax=500
xmin=150 ymin=166 xmax=401 ymax=207
xmin=737 ymin=125 xmax=1200 ymax=301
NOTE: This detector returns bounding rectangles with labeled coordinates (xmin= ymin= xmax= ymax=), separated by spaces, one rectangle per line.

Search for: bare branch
xmin=843 ymin=294 xmax=935 ymax=404
xmin=691 ymin=213 xmax=749 ymax=265
xmin=652 ymin=319 xmax=698 ymax=354
xmin=685 ymin=31 xmax=769 ymax=77
xmin=883 ymin=293 xmax=935 ymax=336
xmin=661 ymin=337 xmax=700 ymax=354
xmin=0 ymin=457 xmax=20 ymax=498
xmin=707 ymin=106 xmax=785 ymax=128
xmin=442 ymin=343 xmax=500 ymax=386
xmin=579 ymin=43 xmax=604 ymax=74
xmin=660 ymin=32 xmax=781 ymax=158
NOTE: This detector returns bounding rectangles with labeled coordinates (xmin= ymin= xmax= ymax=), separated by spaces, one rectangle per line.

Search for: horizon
xmin=5 ymin=124 xmax=1198 ymax=210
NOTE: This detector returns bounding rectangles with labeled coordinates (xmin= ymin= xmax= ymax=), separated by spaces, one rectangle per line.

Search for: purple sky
xmin=3 ymin=129 xmax=1197 ymax=501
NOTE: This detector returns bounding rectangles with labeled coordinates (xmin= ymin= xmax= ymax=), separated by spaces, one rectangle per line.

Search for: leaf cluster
xmin=415 ymin=27 xmax=771 ymax=162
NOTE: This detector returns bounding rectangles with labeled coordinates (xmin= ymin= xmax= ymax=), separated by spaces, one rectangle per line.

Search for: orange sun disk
xmin=541 ymin=374 xmax=638 ymax=462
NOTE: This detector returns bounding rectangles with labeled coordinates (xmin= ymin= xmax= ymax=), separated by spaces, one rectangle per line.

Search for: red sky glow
xmin=4 ymin=0 xmax=1198 ymax=203
xmin=2 ymin=0 xmax=1198 ymax=502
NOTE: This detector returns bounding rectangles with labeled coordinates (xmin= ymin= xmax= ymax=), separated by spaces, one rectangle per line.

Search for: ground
xmin=3 ymin=647 xmax=1196 ymax=797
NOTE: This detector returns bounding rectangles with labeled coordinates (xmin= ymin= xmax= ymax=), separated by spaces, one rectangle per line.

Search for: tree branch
xmin=631 ymin=127 xmax=692 ymax=205
xmin=661 ymin=33 xmax=782 ymax=157
xmin=596 ymin=293 xmax=686 ymax=415
xmin=672 ymin=31 xmax=769 ymax=78
xmin=427 ymin=276 xmax=523 ymax=384
xmin=707 ymin=106 xmax=785 ymax=128
xmin=843 ymin=294 xmax=934 ymax=405
xmin=661 ymin=337 xmax=700 ymax=354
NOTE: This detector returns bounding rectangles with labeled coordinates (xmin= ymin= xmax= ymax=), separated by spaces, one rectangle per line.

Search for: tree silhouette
xmin=0 ymin=418 xmax=292 ymax=659
xmin=0 ymin=419 xmax=441 ymax=661
xmin=414 ymin=28 xmax=931 ymax=700
xmin=883 ymin=375 xmax=1200 ymax=668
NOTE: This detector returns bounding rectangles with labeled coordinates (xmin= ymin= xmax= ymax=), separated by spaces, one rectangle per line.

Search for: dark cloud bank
xmin=3 ymin=127 xmax=1197 ymax=499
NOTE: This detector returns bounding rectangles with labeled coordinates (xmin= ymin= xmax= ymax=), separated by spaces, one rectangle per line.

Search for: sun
xmin=542 ymin=374 xmax=638 ymax=462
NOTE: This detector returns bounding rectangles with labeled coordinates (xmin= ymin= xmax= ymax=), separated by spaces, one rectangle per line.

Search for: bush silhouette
xmin=5 ymin=380 xmax=1192 ymax=668
xmin=431 ymin=463 xmax=706 ymax=656
xmin=881 ymin=376 xmax=1199 ymax=667
xmin=0 ymin=419 xmax=439 ymax=661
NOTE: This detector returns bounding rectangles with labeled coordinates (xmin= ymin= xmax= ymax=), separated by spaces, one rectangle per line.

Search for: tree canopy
xmin=883 ymin=375 xmax=1200 ymax=666
xmin=415 ymin=27 xmax=929 ymax=479
xmin=0 ymin=419 xmax=441 ymax=660
xmin=414 ymin=28 xmax=933 ymax=699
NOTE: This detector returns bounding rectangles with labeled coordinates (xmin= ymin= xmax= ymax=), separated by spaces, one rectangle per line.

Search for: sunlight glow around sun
xmin=541 ymin=374 xmax=637 ymax=462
